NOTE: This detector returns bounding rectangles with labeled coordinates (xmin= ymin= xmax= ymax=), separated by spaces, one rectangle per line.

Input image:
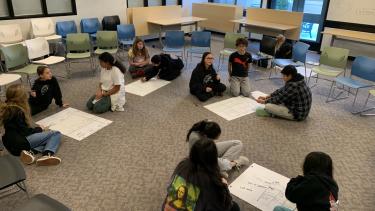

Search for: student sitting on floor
xmin=1 ymin=84 xmax=62 ymax=166
xmin=189 ymin=52 xmax=226 ymax=102
xmin=87 ymin=52 xmax=126 ymax=113
xmin=29 ymin=66 xmax=69 ymax=115
xmin=274 ymin=34 xmax=292 ymax=59
xmin=274 ymin=151 xmax=339 ymax=211
xmin=141 ymin=53 xmax=184 ymax=82
xmin=186 ymin=120 xmax=249 ymax=178
xmin=128 ymin=37 xmax=153 ymax=78
xmin=255 ymin=65 xmax=312 ymax=121
xmin=162 ymin=138 xmax=240 ymax=211
xmin=228 ymin=37 xmax=252 ymax=97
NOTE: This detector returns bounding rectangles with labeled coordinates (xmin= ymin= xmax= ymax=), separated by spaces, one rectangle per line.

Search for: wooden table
xmin=148 ymin=16 xmax=207 ymax=46
xmin=322 ymin=28 xmax=375 ymax=46
xmin=231 ymin=19 xmax=299 ymax=38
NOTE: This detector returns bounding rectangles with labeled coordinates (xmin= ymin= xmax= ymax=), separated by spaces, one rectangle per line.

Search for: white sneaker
xmin=36 ymin=155 xmax=61 ymax=166
xmin=234 ymin=156 xmax=250 ymax=169
xmin=20 ymin=150 xmax=35 ymax=165
xmin=115 ymin=106 xmax=124 ymax=112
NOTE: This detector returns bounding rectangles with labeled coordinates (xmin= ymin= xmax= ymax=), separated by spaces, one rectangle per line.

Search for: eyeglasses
xmin=206 ymin=57 xmax=214 ymax=60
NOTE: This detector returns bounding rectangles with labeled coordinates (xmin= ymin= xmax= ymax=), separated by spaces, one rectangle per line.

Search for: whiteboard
xmin=36 ymin=108 xmax=112 ymax=141
xmin=229 ymin=163 xmax=296 ymax=211
xmin=327 ymin=0 xmax=375 ymax=26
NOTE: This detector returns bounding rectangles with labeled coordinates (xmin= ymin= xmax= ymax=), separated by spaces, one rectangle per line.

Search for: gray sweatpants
xmin=265 ymin=103 xmax=295 ymax=120
xmin=230 ymin=76 xmax=251 ymax=97
xmin=216 ymin=140 xmax=243 ymax=171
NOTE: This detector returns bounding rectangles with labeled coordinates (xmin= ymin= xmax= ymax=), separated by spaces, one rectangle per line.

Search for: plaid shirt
xmin=266 ymin=74 xmax=312 ymax=121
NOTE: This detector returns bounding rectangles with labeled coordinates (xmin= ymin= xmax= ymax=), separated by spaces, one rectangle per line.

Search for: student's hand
xmin=95 ymin=90 xmax=103 ymax=100
xmin=258 ymin=96 xmax=267 ymax=100
xmin=157 ymin=75 xmax=160 ymax=79
xmin=221 ymin=178 xmax=228 ymax=185
xmin=256 ymin=98 xmax=266 ymax=104
xmin=62 ymin=103 xmax=69 ymax=108
xmin=40 ymin=125 xmax=50 ymax=131
xmin=206 ymin=87 xmax=212 ymax=93
xmin=141 ymin=77 xmax=147 ymax=82
xmin=216 ymin=75 xmax=220 ymax=80
xmin=30 ymin=91 xmax=36 ymax=97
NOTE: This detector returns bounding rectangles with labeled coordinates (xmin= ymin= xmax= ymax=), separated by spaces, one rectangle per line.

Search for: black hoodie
xmin=29 ymin=76 xmax=63 ymax=108
xmin=189 ymin=63 xmax=219 ymax=94
xmin=144 ymin=54 xmax=183 ymax=81
xmin=286 ymin=173 xmax=339 ymax=211
xmin=266 ymin=73 xmax=312 ymax=121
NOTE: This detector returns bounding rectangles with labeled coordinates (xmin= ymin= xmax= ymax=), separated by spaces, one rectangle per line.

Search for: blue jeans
xmin=26 ymin=131 xmax=61 ymax=154
xmin=273 ymin=206 xmax=293 ymax=211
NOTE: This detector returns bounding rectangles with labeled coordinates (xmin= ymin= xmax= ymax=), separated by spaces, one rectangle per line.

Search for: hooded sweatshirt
xmin=286 ymin=173 xmax=339 ymax=211
xmin=144 ymin=54 xmax=183 ymax=81
xmin=266 ymin=73 xmax=312 ymax=121
xmin=189 ymin=63 xmax=218 ymax=94
xmin=29 ymin=76 xmax=63 ymax=107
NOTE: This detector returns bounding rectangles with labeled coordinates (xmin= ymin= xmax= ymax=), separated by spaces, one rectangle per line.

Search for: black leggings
xmin=29 ymin=100 xmax=49 ymax=116
xmin=192 ymin=83 xmax=226 ymax=102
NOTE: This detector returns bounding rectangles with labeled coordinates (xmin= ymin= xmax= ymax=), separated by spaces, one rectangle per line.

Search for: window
xmin=12 ymin=0 xmax=43 ymax=16
xmin=0 ymin=0 xmax=9 ymax=17
xmin=212 ymin=0 xmax=236 ymax=4
xmin=46 ymin=0 xmax=73 ymax=14
xmin=237 ymin=0 xmax=262 ymax=8
xmin=126 ymin=0 xmax=182 ymax=8
xmin=0 ymin=0 xmax=76 ymax=20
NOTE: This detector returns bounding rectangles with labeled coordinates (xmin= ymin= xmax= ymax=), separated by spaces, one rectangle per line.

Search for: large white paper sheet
xmin=296 ymin=66 xmax=317 ymax=77
xmin=125 ymin=78 xmax=171 ymax=96
xmin=229 ymin=163 xmax=296 ymax=211
xmin=36 ymin=108 xmax=112 ymax=141
xmin=204 ymin=96 xmax=264 ymax=121
xmin=251 ymin=91 xmax=268 ymax=100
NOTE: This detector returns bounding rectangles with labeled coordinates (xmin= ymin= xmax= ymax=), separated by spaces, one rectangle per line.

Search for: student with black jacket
xmin=189 ymin=52 xmax=226 ymax=102
xmin=162 ymin=138 xmax=240 ymax=211
xmin=29 ymin=66 xmax=68 ymax=115
xmin=274 ymin=34 xmax=292 ymax=59
xmin=273 ymin=151 xmax=339 ymax=211
xmin=256 ymin=65 xmax=312 ymax=121
xmin=142 ymin=53 xmax=184 ymax=82
xmin=1 ymin=84 xmax=62 ymax=166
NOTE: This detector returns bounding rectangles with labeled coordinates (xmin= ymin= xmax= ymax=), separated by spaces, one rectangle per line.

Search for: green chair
xmin=0 ymin=44 xmax=38 ymax=86
xmin=94 ymin=31 xmax=118 ymax=55
xmin=218 ymin=33 xmax=247 ymax=70
xmin=66 ymin=33 xmax=94 ymax=78
xmin=310 ymin=46 xmax=349 ymax=101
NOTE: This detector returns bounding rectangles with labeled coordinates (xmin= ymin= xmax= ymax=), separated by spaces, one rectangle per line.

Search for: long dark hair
xmin=303 ymin=151 xmax=334 ymax=178
xmin=132 ymin=37 xmax=149 ymax=58
xmin=98 ymin=52 xmax=126 ymax=73
xmin=200 ymin=52 xmax=213 ymax=70
xmin=188 ymin=139 xmax=232 ymax=209
xmin=186 ymin=120 xmax=221 ymax=142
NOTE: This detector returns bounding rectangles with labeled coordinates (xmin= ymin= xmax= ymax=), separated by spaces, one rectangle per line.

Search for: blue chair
xmin=327 ymin=56 xmax=375 ymax=113
xmin=80 ymin=18 xmax=100 ymax=38
xmin=56 ymin=21 xmax=77 ymax=39
xmin=186 ymin=31 xmax=211 ymax=64
xmin=163 ymin=30 xmax=185 ymax=58
xmin=117 ymin=24 xmax=135 ymax=47
xmin=273 ymin=41 xmax=310 ymax=79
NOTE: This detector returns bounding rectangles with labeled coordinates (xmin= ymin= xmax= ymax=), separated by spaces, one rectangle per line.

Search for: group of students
xmin=162 ymin=120 xmax=339 ymax=211
xmin=189 ymin=36 xmax=312 ymax=121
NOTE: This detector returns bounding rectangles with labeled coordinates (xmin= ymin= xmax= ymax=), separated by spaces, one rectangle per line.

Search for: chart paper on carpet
xmin=204 ymin=96 xmax=264 ymax=121
xmin=125 ymin=78 xmax=171 ymax=96
xmin=36 ymin=108 xmax=112 ymax=141
xmin=229 ymin=163 xmax=295 ymax=211
xmin=251 ymin=91 xmax=268 ymax=100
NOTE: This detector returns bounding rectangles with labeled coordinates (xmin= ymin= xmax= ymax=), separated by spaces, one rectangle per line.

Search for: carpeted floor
xmin=1 ymin=34 xmax=375 ymax=211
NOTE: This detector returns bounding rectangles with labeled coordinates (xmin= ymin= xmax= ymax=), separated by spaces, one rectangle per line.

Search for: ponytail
xmin=113 ymin=59 xmax=127 ymax=74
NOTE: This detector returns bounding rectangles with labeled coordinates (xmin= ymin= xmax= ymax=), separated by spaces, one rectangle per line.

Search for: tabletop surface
xmin=322 ymin=28 xmax=375 ymax=42
xmin=148 ymin=16 xmax=207 ymax=26
xmin=231 ymin=19 xmax=298 ymax=31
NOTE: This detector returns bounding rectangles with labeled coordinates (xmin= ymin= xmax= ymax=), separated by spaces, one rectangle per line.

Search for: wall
xmin=0 ymin=0 xmax=127 ymax=39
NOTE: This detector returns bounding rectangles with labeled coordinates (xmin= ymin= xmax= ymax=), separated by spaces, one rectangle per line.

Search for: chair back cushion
xmin=320 ymin=46 xmax=349 ymax=69
xmin=1 ymin=44 xmax=29 ymax=69
xmin=31 ymin=18 xmax=55 ymax=37
xmin=0 ymin=24 xmax=23 ymax=44
xmin=25 ymin=37 xmax=50 ymax=60
xmin=351 ymin=56 xmax=375 ymax=82
xmin=56 ymin=21 xmax=77 ymax=38
xmin=66 ymin=33 xmax=91 ymax=52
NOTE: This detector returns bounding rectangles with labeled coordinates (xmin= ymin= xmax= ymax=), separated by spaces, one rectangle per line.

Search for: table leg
xmin=159 ymin=25 xmax=163 ymax=48
xmin=330 ymin=35 xmax=335 ymax=46
xmin=195 ymin=22 xmax=198 ymax=31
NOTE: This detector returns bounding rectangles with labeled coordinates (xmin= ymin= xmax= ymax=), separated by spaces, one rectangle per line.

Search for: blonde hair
xmin=275 ymin=34 xmax=286 ymax=51
xmin=0 ymin=84 xmax=32 ymax=126
xmin=131 ymin=37 xmax=149 ymax=59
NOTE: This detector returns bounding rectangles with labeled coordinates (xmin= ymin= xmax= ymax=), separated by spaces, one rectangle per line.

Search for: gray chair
xmin=15 ymin=194 xmax=71 ymax=211
xmin=0 ymin=154 xmax=28 ymax=198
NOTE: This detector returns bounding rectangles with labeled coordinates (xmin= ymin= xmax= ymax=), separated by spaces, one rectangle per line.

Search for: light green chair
xmin=218 ymin=33 xmax=247 ymax=70
xmin=66 ymin=33 xmax=94 ymax=78
xmin=310 ymin=46 xmax=349 ymax=101
xmin=94 ymin=31 xmax=118 ymax=55
xmin=0 ymin=44 xmax=38 ymax=86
